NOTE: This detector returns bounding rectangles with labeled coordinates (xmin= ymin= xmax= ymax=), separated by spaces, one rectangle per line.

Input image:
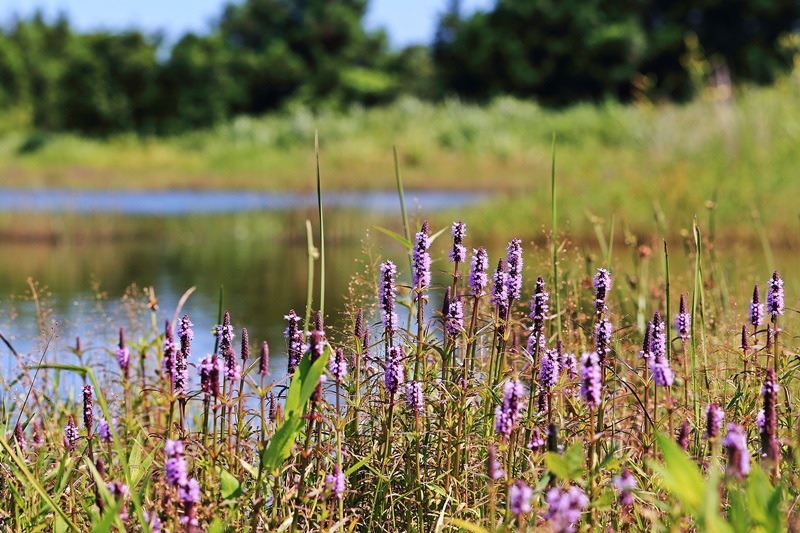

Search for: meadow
xmin=3 ymin=72 xmax=800 ymax=243
xmin=0 ymin=149 xmax=798 ymax=532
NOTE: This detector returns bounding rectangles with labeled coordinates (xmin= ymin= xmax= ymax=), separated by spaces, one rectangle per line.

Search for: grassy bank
xmin=2 ymin=75 xmax=800 ymax=241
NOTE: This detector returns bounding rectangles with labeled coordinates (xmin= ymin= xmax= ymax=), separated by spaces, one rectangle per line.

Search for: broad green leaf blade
xmin=219 ymin=467 xmax=243 ymax=499
xmin=373 ymin=226 xmax=412 ymax=250
xmin=653 ymin=432 xmax=704 ymax=513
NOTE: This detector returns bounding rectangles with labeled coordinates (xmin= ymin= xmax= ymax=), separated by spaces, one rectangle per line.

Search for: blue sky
xmin=0 ymin=0 xmax=494 ymax=48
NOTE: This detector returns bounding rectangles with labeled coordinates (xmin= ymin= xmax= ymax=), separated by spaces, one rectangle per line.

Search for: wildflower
xmin=580 ymin=352 xmax=602 ymax=408
xmin=308 ymin=329 xmax=326 ymax=404
xmin=82 ymin=385 xmax=93 ymax=436
xmin=412 ymin=221 xmax=431 ymax=290
xmin=385 ymin=346 xmax=405 ymax=396
xmin=175 ymin=315 xmax=193 ymax=395
xmin=529 ymin=276 xmax=549 ymax=352
xmin=594 ymin=318 xmax=612 ymax=363
xmin=63 ymin=415 xmax=79 ymax=452
xmin=544 ymin=486 xmax=589 ymax=533
xmin=268 ymin=392 xmax=277 ymax=422
xmin=495 ymin=379 xmax=525 ymax=437
xmin=445 ymin=297 xmax=464 ymax=336
xmin=315 ymin=310 xmax=324 ymax=333
xmin=487 ymin=444 xmax=504 ymax=480
xmin=449 ymin=221 xmax=467 ymax=263
xmin=379 ymin=261 xmax=399 ymax=334
xmin=612 ymin=468 xmax=637 ymax=506
xmin=106 ymin=481 xmax=130 ymax=520
xmin=241 ymin=327 xmax=250 ymax=365
xmin=650 ymin=312 xmax=666 ymax=359
xmin=649 ymin=354 xmax=674 ymax=387
xmin=509 ymin=480 xmax=533 ymax=515
xmin=31 ymin=420 xmax=43 ymax=448
xmin=326 ymin=465 xmax=347 ymax=499
xmin=259 ymin=341 xmax=269 ymax=376
xmin=144 ymin=511 xmax=163 ymax=533
xmin=13 ymin=421 xmax=26 ymax=453
xmin=179 ymin=478 xmax=201 ymax=526
xmin=766 ymin=271 xmax=785 ymax=318
xmin=115 ymin=328 xmax=130 ymax=379
xmin=749 ymin=285 xmax=765 ymax=327
xmin=216 ymin=310 xmax=235 ymax=352
xmin=760 ymin=368 xmax=779 ymax=462
xmin=505 ymin=239 xmax=524 ymax=301
xmin=593 ymin=268 xmax=612 ymax=315
xmin=741 ymin=324 xmax=749 ymax=352
xmin=560 ymin=346 xmax=578 ymax=382
xmin=405 ymin=380 xmax=424 ymax=414
xmin=705 ymin=404 xmax=725 ymax=440
xmin=98 ymin=417 xmax=115 ymax=442
xmin=354 ymin=308 xmax=364 ymax=339
xmin=540 ymin=348 xmax=560 ymax=389
xmin=677 ymin=421 xmax=690 ymax=450
xmin=527 ymin=427 xmax=545 ymax=452
xmin=638 ymin=322 xmax=652 ymax=359
xmin=469 ymin=247 xmax=489 ymax=297
xmin=223 ymin=344 xmax=240 ymax=383
xmin=165 ymin=439 xmax=188 ymax=487
xmin=674 ymin=294 xmax=691 ymax=341
xmin=723 ymin=423 xmax=751 ymax=479
xmin=330 ymin=348 xmax=348 ymax=383
xmin=162 ymin=320 xmax=179 ymax=382
xmin=284 ymin=310 xmax=305 ymax=375
xmin=491 ymin=258 xmax=508 ymax=307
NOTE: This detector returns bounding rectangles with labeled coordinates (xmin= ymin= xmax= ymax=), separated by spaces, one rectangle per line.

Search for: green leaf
xmin=373 ymin=226 xmax=412 ymax=250
xmin=444 ymin=518 xmax=489 ymax=533
xmin=207 ymin=518 xmax=225 ymax=533
xmin=428 ymin=225 xmax=448 ymax=245
xmin=653 ymin=432 xmax=705 ymax=512
xmin=219 ymin=467 xmax=243 ymax=499
xmin=545 ymin=440 xmax=585 ymax=482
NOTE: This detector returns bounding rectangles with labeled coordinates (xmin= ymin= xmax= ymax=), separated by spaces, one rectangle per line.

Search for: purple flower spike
xmin=509 ymin=480 xmax=533 ymax=515
xmin=379 ymin=261 xmax=399 ymax=335
xmin=749 ymin=285 xmax=765 ymax=327
xmin=83 ymin=385 xmax=93 ymax=436
xmin=491 ymin=259 xmax=508 ymax=308
xmin=705 ymin=404 xmax=725 ymax=440
xmin=445 ymin=298 xmax=464 ymax=336
xmin=594 ymin=318 xmax=612 ymax=363
xmin=540 ymin=348 xmax=560 ymax=389
xmin=259 ymin=341 xmax=269 ymax=376
xmin=63 ymin=416 xmax=79 ymax=452
xmin=649 ymin=353 xmax=674 ymax=387
xmin=638 ymin=322 xmax=652 ymax=360
xmin=766 ymin=271 xmax=785 ymax=318
xmin=650 ymin=312 xmax=666 ymax=359
xmin=405 ymin=380 xmax=424 ymax=414
xmin=527 ymin=427 xmax=545 ymax=452
xmin=216 ymin=310 xmax=235 ymax=353
xmin=580 ymin=352 xmax=602 ymax=408
xmin=494 ymin=379 xmax=525 ymax=437
xmin=760 ymin=367 xmax=780 ymax=462
xmin=98 ymin=417 xmax=116 ymax=442
xmin=529 ymin=276 xmax=550 ymax=350
xmin=116 ymin=328 xmax=130 ymax=379
xmin=677 ymin=421 xmax=691 ymax=451
xmin=162 ymin=320 xmax=178 ymax=383
xmin=449 ymin=221 xmax=467 ymax=263
xmin=179 ymin=478 xmax=201 ymax=526
xmin=545 ymin=486 xmax=589 ymax=533
xmin=13 ymin=421 xmax=26 ymax=453
xmin=175 ymin=315 xmax=192 ymax=395
xmin=412 ymin=221 xmax=432 ymax=290
xmin=326 ymin=465 xmax=347 ymax=499
xmin=487 ymin=444 xmax=505 ymax=480
xmin=284 ymin=310 xmax=305 ymax=375
xmin=165 ymin=439 xmax=188 ymax=487
xmin=675 ymin=294 xmax=691 ymax=341
xmin=469 ymin=247 xmax=489 ymax=297
xmin=384 ymin=346 xmax=405 ymax=396
xmin=593 ymin=268 xmax=612 ymax=315
xmin=560 ymin=346 xmax=578 ymax=382
xmin=504 ymin=239 xmax=524 ymax=302
xmin=723 ymin=423 xmax=751 ymax=480
xmin=612 ymin=468 xmax=637 ymax=506
xmin=329 ymin=348 xmax=348 ymax=383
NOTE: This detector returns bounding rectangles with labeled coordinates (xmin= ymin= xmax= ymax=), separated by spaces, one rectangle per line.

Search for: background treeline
xmin=0 ymin=0 xmax=798 ymax=136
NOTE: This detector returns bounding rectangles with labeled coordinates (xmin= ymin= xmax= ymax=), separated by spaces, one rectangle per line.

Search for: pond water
xmin=0 ymin=189 xmax=486 ymax=398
